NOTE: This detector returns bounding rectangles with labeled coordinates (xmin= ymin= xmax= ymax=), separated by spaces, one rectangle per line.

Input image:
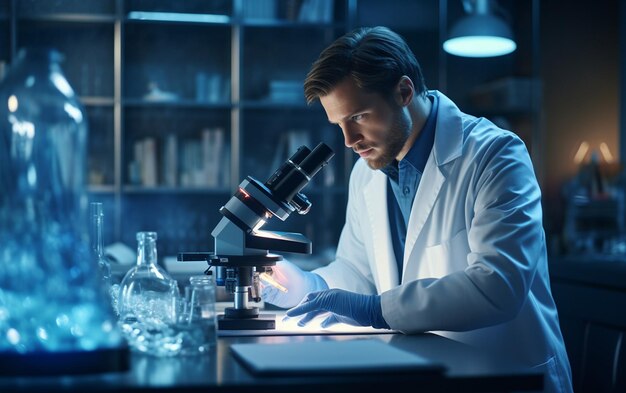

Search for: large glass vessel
xmin=0 ymin=48 xmax=127 ymax=374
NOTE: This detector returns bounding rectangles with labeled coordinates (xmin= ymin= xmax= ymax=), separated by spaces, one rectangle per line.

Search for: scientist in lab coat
xmin=260 ymin=26 xmax=572 ymax=393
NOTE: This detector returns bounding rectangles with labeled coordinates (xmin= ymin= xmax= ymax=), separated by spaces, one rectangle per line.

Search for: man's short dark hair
xmin=304 ymin=26 xmax=427 ymax=104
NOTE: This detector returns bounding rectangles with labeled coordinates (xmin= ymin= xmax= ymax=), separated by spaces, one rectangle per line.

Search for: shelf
xmin=241 ymin=20 xmax=343 ymax=29
xmin=88 ymin=185 xmax=116 ymax=193
xmin=5 ymin=0 xmax=375 ymax=259
xmin=123 ymin=99 xmax=232 ymax=109
xmin=125 ymin=12 xmax=231 ymax=26
xmin=122 ymin=186 xmax=232 ymax=195
xmin=81 ymin=96 xmax=115 ymax=106
xmin=240 ymin=100 xmax=310 ymax=109
xmin=18 ymin=14 xmax=117 ymax=23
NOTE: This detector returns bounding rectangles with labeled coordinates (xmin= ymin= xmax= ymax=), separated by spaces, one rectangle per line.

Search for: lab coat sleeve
xmin=382 ymin=131 xmax=545 ymax=333
xmin=314 ymin=160 xmax=377 ymax=294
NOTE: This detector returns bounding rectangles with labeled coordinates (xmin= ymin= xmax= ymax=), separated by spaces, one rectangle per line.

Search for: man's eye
xmin=352 ymin=114 xmax=364 ymax=121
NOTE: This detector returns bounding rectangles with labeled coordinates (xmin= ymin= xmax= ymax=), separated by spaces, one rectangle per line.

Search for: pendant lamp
xmin=443 ymin=0 xmax=516 ymax=58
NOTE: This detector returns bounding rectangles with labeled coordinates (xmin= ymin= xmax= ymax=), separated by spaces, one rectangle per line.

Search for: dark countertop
xmin=0 ymin=332 xmax=542 ymax=393
xmin=549 ymin=253 xmax=626 ymax=290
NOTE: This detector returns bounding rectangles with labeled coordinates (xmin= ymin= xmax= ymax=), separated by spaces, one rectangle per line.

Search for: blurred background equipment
xmin=0 ymin=47 xmax=128 ymax=375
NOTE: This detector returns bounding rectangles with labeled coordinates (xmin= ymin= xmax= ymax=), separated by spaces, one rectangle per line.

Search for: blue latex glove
xmin=260 ymin=259 xmax=328 ymax=309
xmin=285 ymin=288 xmax=390 ymax=329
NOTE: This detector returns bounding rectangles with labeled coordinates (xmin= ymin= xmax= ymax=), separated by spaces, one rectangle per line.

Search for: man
xmin=261 ymin=26 xmax=572 ymax=393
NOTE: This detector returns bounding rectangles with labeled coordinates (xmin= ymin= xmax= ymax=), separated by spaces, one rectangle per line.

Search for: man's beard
xmin=359 ymin=109 xmax=412 ymax=170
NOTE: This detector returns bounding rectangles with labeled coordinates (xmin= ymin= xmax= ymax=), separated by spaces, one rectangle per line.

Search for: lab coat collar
xmin=431 ymin=90 xmax=463 ymax=166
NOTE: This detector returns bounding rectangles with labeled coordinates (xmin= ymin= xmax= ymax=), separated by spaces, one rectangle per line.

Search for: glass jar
xmin=180 ymin=275 xmax=217 ymax=354
xmin=118 ymin=231 xmax=182 ymax=356
xmin=0 ymin=48 xmax=124 ymax=357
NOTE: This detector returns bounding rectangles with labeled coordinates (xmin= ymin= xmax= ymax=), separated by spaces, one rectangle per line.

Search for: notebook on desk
xmin=230 ymin=339 xmax=445 ymax=376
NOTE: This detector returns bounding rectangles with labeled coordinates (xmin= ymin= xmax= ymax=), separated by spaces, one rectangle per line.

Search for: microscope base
xmin=218 ymin=314 xmax=276 ymax=330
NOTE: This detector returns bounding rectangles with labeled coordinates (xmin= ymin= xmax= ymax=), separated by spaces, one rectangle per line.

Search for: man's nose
xmin=342 ymin=125 xmax=362 ymax=148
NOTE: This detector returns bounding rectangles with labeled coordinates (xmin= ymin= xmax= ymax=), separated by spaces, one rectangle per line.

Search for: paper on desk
xmin=230 ymin=339 xmax=444 ymax=375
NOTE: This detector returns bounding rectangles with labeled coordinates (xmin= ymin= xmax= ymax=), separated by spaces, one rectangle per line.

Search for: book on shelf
xmin=202 ymin=127 xmax=224 ymax=187
xmin=129 ymin=128 xmax=227 ymax=189
xmin=180 ymin=139 xmax=203 ymax=187
xmin=180 ymin=127 xmax=226 ymax=188
xmin=268 ymin=80 xmax=304 ymax=102
xmin=163 ymin=134 xmax=178 ymax=187
xmin=129 ymin=137 xmax=158 ymax=187
xmin=142 ymin=137 xmax=158 ymax=187
xmin=221 ymin=144 xmax=231 ymax=188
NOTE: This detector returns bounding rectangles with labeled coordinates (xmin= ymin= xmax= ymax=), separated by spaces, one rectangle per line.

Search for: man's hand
xmin=285 ymin=288 xmax=390 ymax=329
xmin=260 ymin=259 xmax=328 ymax=309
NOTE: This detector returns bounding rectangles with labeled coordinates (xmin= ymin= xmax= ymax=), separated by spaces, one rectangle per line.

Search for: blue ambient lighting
xmin=127 ymin=11 xmax=231 ymax=24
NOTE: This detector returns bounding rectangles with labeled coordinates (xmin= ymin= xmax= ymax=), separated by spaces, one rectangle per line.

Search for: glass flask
xmin=118 ymin=232 xmax=182 ymax=356
xmin=0 ymin=48 xmax=126 ymax=374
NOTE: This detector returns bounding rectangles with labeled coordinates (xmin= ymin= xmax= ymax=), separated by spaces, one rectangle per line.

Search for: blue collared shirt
xmin=380 ymin=93 xmax=438 ymax=282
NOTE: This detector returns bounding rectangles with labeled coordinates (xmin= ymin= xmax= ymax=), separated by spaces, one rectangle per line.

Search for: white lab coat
xmin=314 ymin=91 xmax=573 ymax=393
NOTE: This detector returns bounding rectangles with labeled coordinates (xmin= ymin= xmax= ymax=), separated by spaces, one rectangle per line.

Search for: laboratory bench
xmin=0 ymin=330 xmax=543 ymax=393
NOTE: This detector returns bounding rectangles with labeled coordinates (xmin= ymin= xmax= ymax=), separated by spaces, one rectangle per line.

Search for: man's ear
xmin=394 ymin=76 xmax=414 ymax=107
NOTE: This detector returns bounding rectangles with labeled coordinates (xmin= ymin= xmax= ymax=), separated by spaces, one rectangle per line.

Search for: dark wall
xmin=540 ymin=0 xmax=620 ymax=239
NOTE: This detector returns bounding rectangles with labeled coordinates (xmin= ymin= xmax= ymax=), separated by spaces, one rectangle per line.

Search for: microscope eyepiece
xmin=216 ymin=142 xmax=334 ymax=238
xmin=267 ymin=142 xmax=334 ymax=204
xmin=298 ymin=142 xmax=334 ymax=179
xmin=264 ymin=145 xmax=311 ymax=190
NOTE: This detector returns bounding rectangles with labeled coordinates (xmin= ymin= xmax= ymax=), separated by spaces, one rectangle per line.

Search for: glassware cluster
xmin=0 ymin=47 xmax=217 ymax=362
xmin=117 ymin=232 xmax=216 ymax=356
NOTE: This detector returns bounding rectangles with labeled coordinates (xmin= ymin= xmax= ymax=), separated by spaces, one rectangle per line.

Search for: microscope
xmin=178 ymin=142 xmax=334 ymax=330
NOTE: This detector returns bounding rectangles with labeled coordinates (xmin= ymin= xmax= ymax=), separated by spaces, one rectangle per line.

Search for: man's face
xmin=320 ymin=77 xmax=412 ymax=170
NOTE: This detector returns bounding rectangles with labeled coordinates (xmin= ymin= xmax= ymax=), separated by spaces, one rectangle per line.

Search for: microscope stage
xmin=218 ymin=314 xmax=276 ymax=330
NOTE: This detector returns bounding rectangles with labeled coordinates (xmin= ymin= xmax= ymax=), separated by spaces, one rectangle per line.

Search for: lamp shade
xmin=444 ymin=14 xmax=516 ymax=57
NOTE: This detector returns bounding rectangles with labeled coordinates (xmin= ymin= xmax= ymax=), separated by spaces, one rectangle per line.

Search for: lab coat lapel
xmin=402 ymin=157 xmax=445 ymax=275
xmin=363 ymin=172 xmax=398 ymax=292
xmin=402 ymin=91 xmax=463 ymax=281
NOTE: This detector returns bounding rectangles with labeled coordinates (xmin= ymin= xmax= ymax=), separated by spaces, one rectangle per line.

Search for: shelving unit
xmin=0 ymin=0 xmax=352 ymax=259
xmin=0 ymin=0 xmax=539 ymax=264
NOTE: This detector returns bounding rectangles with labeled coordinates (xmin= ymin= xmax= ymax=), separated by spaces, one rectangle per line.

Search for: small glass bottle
xmin=117 ymin=232 xmax=181 ymax=356
xmin=182 ymin=274 xmax=217 ymax=354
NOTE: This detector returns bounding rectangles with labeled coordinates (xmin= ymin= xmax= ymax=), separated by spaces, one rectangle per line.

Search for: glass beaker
xmin=117 ymin=231 xmax=182 ymax=356
xmin=179 ymin=275 xmax=217 ymax=355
